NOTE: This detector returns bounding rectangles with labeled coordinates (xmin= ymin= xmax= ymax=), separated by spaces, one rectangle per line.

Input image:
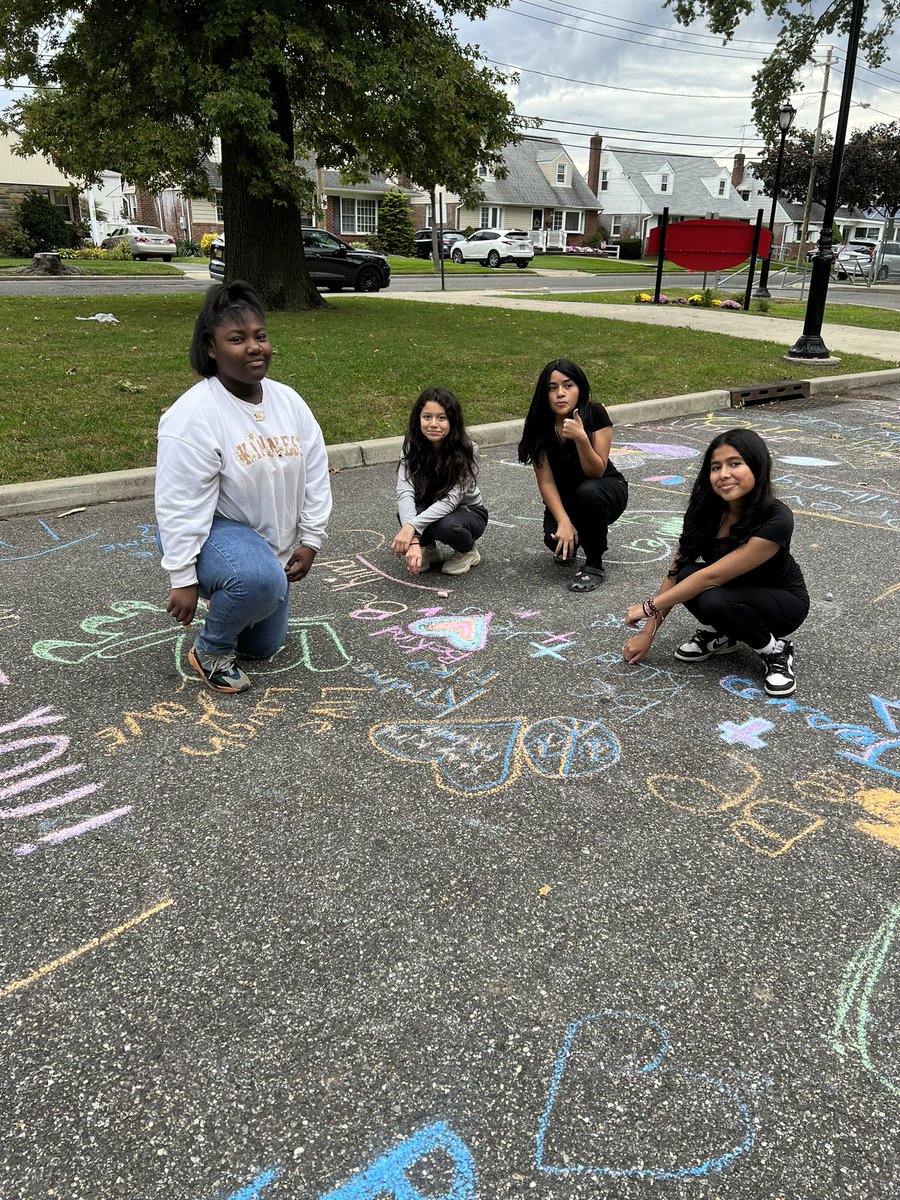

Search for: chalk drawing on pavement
xmin=319 ymin=1121 xmax=476 ymax=1200
xmin=535 ymin=1011 xmax=754 ymax=1180
xmin=831 ymin=899 xmax=900 ymax=1098
xmin=370 ymin=714 xmax=620 ymax=796
xmin=0 ymin=519 xmax=98 ymax=562
xmin=407 ymin=613 xmax=493 ymax=651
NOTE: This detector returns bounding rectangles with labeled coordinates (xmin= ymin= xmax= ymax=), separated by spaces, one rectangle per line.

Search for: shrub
xmin=57 ymin=246 xmax=110 ymax=260
xmin=376 ymin=189 xmax=416 ymax=257
xmin=200 ymin=232 xmax=219 ymax=256
xmin=753 ymin=297 xmax=770 ymax=314
xmin=105 ymin=239 xmax=133 ymax=260
xmin=586 ymin=227 xmax=608 ymax=248
xmin=618 ymin=238 xmax=642 ymax=259
xmin=18 ymin=191 xmax=69 ymax=252
xmin=0 ymin=217 xmax=34 ymax=257
xmin=176 ymin=237 xmax=202 ymax=257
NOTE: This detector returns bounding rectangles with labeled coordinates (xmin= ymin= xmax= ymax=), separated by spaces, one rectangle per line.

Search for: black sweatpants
xmin=417 ymin=504 xmax=489 ymax=552
xmin=543 ymin=477 xmax=629 ymax=566
xmin=677 ymin=561 xmax=810 ymax=649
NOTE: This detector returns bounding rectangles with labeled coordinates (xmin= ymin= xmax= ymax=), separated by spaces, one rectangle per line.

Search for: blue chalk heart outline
xmin=535 ymin=1010 xmax=755 ymax=1181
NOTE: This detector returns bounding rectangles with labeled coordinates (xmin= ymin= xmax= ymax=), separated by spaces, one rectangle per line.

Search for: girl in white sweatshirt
xmin=155 ymin=281 xmax=332 ymax=693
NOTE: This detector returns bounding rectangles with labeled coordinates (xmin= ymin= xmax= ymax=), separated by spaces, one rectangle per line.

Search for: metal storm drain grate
xmin=729 ymin=380 xmax=811 ymax=407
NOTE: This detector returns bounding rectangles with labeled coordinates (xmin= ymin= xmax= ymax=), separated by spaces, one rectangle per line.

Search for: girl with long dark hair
xmin=518 ymin=358 xmax=628 ymax=592
xmin=623 ymin=428 xmax=809 ymax=695
xmin=390 ymin=386 xmax=488 ymax=576
xmin=155 ymin=281 xmax=332 ymax=693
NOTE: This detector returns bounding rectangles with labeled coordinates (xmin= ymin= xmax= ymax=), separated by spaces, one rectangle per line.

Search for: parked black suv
xmin=209 ymin=229 xmax=391 ymax=292
xmin=413 ymin=229 xmax=466 ymax=259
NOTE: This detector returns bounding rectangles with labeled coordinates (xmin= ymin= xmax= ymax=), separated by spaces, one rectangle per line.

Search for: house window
xmin=480 ymin=206 xmax=503 ymax=228
xmin=552 ymin=210 xmax=583 ymax=233
xmin=215 ymin=191 xmax=224 ymax=222
xmin=610 ymin=216 xmax=622 ymax=237
xmin=600 ymin=170 xmax=609 ymax=192
xmin=476 ymin=164 xmax=489 ymax=179
xmin=46 ymin=187 xmax=74 ymax=222
xmin=340 ymin=197 xmax=378 ymax=234
xmin=660 ymin=174 xmax=670 ymax=193
xmin=718 ymin=180 xmax=727 ymax=196
xmin=739 ymin=189 xmax=750 ymax=201
xmin=556 ymin=163 xmax=567 ymax=184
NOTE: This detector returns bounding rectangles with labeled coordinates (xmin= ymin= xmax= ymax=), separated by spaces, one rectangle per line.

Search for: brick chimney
xmin=731 ymin=153 xmax=745 ymax=188
xmin=588 ymin=134 xmax=603 ymax=196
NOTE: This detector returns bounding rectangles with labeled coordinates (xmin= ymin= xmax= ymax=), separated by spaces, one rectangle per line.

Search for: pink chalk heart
xmin=369 ymin=718 xmax=525 ymax=794
xmin=522 ymin=717 xmax=620 ymax=779
xmin=536 ymin=1011 xmax=754 ymax=1181
xmin=407 ymin=613 xmax=493 ymax=651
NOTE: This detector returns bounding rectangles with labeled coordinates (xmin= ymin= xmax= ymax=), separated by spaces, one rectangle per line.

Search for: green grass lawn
xmin=533 ymin=254 xmax=683 ymax=273
xmin=385 ymin=256 xmax=528 ymax=276
xmin=517 ymin=287 xmax=900 ymax=332
xmin=0 ymin=294 xmax=888 ymax=485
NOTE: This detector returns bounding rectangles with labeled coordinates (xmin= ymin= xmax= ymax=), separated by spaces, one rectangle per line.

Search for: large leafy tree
xmin=754 ymin=129 xmax=835 ymax=207
xmin=841 ymin=122 xmax=900 ymax=237
xmin=0 ymin=0 xmax=520 ymax=310
xmin=664 ymin=0 xmax=896 ymax=135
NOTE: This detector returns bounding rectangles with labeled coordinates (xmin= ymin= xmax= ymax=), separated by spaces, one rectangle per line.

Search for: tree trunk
xmin=20 ymin=252 xmax=79 ymax=276
xmin=220 ymin=132 xmax=325 ymax=313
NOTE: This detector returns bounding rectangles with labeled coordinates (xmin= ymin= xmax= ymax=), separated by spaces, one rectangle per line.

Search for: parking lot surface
xmin=1 ymin=389 xmax=898 ymax=1199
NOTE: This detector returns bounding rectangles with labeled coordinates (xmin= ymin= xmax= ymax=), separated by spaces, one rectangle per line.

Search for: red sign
xmin=647 ymin=219 xmax=772 ymax=271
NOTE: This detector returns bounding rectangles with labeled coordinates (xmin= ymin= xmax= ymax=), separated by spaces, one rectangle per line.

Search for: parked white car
xmin=450 ymin=229 xmax=533 ymax=268
xmin=100 ymin=224 xmax=177 ymax=261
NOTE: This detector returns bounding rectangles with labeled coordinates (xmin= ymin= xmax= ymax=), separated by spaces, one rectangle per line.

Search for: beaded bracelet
xmin=642 ymin=597 xmax=663 ymax=621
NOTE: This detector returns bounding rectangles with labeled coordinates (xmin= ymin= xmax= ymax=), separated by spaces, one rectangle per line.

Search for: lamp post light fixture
xmin=753 ymin=102 xmax=797 ymax=298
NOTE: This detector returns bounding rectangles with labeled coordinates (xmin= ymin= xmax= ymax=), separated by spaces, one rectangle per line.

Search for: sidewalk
xmin=375 ymin=287 xmax=900 ymax=362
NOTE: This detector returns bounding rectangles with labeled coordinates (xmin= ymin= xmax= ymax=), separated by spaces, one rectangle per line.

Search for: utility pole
xmin=797 ymin=46 xmax=833 ymax=267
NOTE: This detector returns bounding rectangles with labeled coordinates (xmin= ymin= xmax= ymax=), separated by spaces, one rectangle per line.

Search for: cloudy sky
xmin=452 ymin=0 xmax=900 ymax=172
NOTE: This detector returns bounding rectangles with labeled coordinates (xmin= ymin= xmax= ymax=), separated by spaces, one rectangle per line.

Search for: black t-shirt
xmin=541 ymin=402 xmax=625 ymax=498
xmin=694 ymin=499 xmax=807 ymax=594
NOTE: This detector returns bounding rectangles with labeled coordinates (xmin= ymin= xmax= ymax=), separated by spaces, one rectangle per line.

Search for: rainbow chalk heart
xmin=408 ymin=613 xmax=493 ymax=651
xmin=536 ymin=1011 xmax=754 ymax=1181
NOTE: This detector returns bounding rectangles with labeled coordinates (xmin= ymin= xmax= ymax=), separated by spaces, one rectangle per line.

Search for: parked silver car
xmin=100 ymin=224 xmax=177 ymax=261
xmin=450 ymin=229 xmax=533 ymax=268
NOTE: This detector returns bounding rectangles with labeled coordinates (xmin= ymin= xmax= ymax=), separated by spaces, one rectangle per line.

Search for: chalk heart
xmin=522 ymin=717 xmax=620 ymax=778
xmin=370 ymin=719 xmax=524 ymax=794
xmin=536 ymin=1012 xmax=754 ymax=1181
xmin=407 ymin=613 xmax=493 ymax=652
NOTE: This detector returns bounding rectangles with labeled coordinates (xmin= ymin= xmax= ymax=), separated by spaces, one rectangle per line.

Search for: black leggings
xmin=543 ymin=477 xmax=629 ymax=566
xmin=677 ymin=562 xmax=810 ymax=649
xmin=416 ymin=504 xmax=488 ymax=553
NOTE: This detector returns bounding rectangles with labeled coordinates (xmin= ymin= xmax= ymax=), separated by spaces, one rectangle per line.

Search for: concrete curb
xmin=4 ymin=368 xmax=900 ymax=520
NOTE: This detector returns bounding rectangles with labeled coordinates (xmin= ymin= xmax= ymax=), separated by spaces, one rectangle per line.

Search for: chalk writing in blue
xmin=721 ymin=678 xmax=900 ymax=780
xmin=222 ymin=1167 xmax=282 ymax=1200
xmin=536 ymin=1011 xmax=754 ymax=1181
xmin=320 ymin=1121 xmax=476 ymax=1200
xmin=0 ymin=520 xmax=98 ymax=562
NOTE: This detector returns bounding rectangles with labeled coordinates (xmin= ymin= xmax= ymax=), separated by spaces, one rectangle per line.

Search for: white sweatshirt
xmin=155 ymin=375 xmax=332 ymax=588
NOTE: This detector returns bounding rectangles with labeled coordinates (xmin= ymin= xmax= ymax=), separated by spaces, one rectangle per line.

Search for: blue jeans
xmin=192 ymin=517 xmax=289 ymax=659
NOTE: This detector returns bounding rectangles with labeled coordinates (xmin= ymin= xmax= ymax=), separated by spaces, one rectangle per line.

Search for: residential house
xmin=448 ymin=136 xmax=601 ymax=248
xmin=596 ymin=145 xmax=752 ymax=248
xmin=731 ymin=155 xmax=884 ymax=256
xmin=0 ymin=132 xmax=82 ymax=231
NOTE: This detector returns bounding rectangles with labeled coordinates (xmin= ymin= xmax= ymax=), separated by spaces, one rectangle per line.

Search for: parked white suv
xmin=450 ymin=229 xmax=533 ymax=268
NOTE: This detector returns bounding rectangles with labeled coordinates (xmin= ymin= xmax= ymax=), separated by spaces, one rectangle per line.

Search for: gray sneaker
xmin=189 ymin=646 xmax=251 ymax=693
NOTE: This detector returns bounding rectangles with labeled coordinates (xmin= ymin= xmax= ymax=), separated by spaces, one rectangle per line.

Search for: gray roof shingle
xmin=477 ymin=137 xmax=598 ymax=209
xmin=606 ymin=149 xmax=750 ymax=219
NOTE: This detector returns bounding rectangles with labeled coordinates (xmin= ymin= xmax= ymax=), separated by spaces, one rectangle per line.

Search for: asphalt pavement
xmin=2 ymin=385 xmax=899 ymax=1199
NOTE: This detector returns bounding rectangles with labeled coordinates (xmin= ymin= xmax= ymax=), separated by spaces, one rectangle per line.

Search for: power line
xmin=507 ymin=2 xmax=769 ymax=61
xmin=520 ymin=0 xmax=780 ymax=49
xmin=489 ymin=59 xmax=752 ymax=101
xmin=520 ymin=114 xmax=764 ymax=144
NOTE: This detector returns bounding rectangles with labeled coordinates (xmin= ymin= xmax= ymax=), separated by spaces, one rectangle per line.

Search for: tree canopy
xmin=0 ymin=0 xmax=522 ymax=309
xmin=664 ymin=0 xmax=896 ymax=136
xmin=842 ymin=121 xmax=900 ymax=236
xmin=754 ymin=129 xmax=836 ymax=207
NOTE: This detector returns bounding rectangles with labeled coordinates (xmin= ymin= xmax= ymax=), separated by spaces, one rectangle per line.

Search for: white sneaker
xmin=418 ymin=543 xmax=442 ymax=570
xmin=441 ymin=547 xmax=482 ymax=576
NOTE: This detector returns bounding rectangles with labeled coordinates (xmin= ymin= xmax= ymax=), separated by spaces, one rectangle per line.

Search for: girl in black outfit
xmin=518 ymin=359 xmax=628 ymax=592
xmin=623 ymin=428 xmax=809 ymax=696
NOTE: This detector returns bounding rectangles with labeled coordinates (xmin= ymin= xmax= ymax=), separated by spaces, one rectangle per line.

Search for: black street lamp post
xmin=754 ymin=102 xmax=797 ymax=299
xmin=787 ymin=0 xmax=866 ymax=361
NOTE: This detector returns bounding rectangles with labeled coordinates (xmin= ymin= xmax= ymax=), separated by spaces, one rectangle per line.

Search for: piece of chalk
xmin=437 ymin=590 xmax=450 ymax=597
xmin=56 ymin=507 xmax=86 ymax=518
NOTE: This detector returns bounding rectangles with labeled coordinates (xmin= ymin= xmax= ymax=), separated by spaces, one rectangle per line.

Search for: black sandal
xmin=568 ymin=566 xmax=605 ymax=592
